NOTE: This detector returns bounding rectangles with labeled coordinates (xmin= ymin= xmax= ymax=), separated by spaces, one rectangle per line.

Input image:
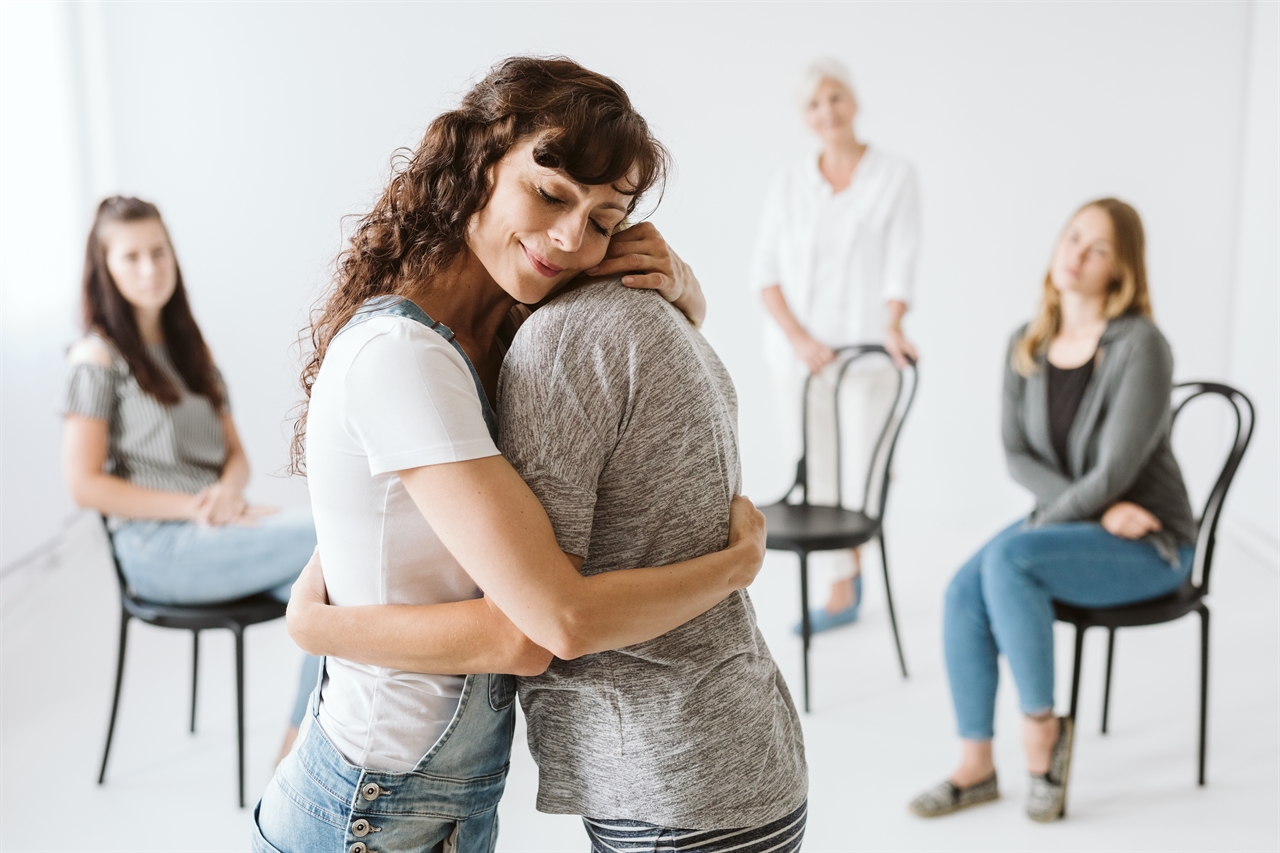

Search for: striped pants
xmin=583 ymin=800 xmax=806 ymax=853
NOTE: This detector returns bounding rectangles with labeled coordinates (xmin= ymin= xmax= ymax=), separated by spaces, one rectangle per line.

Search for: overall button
xmin=349 ymin=844 xmax=367 ymax=853
xmin=352 ymin=819 xmax=372 ymax=838
xmin=361 ymin=783 xmax=381 ymax=801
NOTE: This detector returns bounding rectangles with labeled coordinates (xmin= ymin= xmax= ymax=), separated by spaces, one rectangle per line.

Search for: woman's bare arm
xmin=288 ymin=455 xmax=766 ymax=668
xmin=63 ymin=414 xmax=198 ymax=520
xmin=761 ymin=284 xmax=836 ymax=374
xmin=399 ymin=456 xmax=764 ymax=660
xmin=287 ymin=553 xmax=553 ymax=676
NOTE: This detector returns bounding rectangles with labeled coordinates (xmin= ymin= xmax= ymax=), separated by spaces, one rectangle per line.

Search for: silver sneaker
xmin=908 ymin=773 xmax=999 ymax=817
xmin=1027 ymin=716 xmax=1074 ymax=822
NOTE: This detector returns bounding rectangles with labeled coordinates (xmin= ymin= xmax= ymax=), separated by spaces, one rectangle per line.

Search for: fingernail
xmin=622 ymin=276 xmax=634 ymax=284
xmin=587 ymin=266 xmax=599 ymax=274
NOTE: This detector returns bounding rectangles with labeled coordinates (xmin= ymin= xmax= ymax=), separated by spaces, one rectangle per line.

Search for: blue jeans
xmin=253 ymin=665 xmax=517 ymax=853
xmin=112 ymin=507 xmax=317 ymax=604
xmin=944 ymin=520 xmax=1193 ymax=740
xmin=113 ymin=507 xmax=320 ymax=726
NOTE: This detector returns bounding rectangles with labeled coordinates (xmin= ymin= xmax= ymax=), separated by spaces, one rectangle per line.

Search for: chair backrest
xmin=1170 ymin=382 xmax=1255 ymax=595
xmin=99 ymin=514 xmax=132 ymax=597
xmin=789 ymin=345 xmax=919 ymax=520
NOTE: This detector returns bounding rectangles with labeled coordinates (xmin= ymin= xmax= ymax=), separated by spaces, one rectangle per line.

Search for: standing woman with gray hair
xmin=752 ymin=58 xmax=921 ymax=632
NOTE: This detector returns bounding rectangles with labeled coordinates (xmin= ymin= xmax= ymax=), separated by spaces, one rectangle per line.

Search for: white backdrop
xmin=2 ymin=1 xmax=1275 ymax=570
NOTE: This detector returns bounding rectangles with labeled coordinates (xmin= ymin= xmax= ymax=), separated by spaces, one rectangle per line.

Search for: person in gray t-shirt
xmin=498 ymin=280 xmax=808 ymax=838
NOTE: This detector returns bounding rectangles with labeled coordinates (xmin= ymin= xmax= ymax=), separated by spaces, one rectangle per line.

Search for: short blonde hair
xmin=797 ymin=58 xmax=856 ymax=110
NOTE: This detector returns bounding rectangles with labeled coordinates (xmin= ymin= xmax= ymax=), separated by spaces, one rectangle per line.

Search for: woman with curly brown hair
xmin=252 ymin=58 xmax=772 ymax=852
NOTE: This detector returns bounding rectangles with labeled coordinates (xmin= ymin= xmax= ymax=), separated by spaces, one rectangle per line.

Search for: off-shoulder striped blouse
xmin=62 ymin=335 xmax=228 ymax=507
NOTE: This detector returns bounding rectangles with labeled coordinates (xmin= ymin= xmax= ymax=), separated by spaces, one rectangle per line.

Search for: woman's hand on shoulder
xmin=727 ymin=495 xmax=767 ymax=589
xmin=1101 ymin=501 xmax=1162 ymax=539
xmin=585 ymin=222 xmax=707 ymax=327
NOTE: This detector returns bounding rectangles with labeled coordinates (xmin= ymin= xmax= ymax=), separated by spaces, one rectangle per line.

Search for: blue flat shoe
xmin=793 ymin=576 xmax=862 ymax=635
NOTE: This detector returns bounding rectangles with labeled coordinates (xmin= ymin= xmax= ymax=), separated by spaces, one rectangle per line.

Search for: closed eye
xmin=541 ymin=186 xmax=610 ymax=237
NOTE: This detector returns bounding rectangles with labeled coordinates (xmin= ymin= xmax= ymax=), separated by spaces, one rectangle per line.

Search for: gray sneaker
xmin=1027 ymin=716 xmax=1075 ymax=822
xmin=908 ymin=773 xmax=999 ymax=817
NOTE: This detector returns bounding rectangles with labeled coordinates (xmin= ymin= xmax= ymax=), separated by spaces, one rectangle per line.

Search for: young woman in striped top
xmin=61 ymin=196 xmax=319 ymax=746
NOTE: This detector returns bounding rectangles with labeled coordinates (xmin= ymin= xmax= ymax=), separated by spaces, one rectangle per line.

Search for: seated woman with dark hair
xmin=62 ymin=196 xmax=320 ymax=749
xmin=910 ymin=198 xmax=1196 ymax=823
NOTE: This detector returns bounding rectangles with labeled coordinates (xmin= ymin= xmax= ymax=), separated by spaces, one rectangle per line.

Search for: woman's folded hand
xmin=1101 ymin=501 xmax=1163 ymax=540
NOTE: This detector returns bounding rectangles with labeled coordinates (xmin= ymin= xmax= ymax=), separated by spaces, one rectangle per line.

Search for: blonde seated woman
xmin=909 ymin=199 xmax=1196 ymax=822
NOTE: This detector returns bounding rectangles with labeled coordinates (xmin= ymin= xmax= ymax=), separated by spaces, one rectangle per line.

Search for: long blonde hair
xmin=1013 ymin=197 xmax=1153 ymax=376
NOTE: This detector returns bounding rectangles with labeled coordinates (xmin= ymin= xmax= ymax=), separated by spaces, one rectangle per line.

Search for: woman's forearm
xmin=290 ymin=595 xmax=552 ymax=676
xmin=558 ymin=542 xmax=753 ymax=658
xmin=218 ymin=414 xmax=251 ymax=493
xmin=761 ymin=285 xmax=809 ymax=342
xmin=887 ymin=299 xmax=908 ymax=330
xmin=71 ymin=472 xmax=195 ymax=521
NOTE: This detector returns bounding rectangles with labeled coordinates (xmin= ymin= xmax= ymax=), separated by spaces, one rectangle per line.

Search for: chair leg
xmin=798 ymin=553 xmax=812 ymax=714
xmin=1068 ymin=624 xmax=1085 ymax=720
xmin=1198 ymin=605 xmax=1210 ymax=786
xmin=98 ymin=610 xmax=131 ymax=785
xmin=190 ymin=630 xmax=200 ymax=733
xmin=233 ymin=624 xmax=246 ymax=808
xmin=1101 ymin=628 xmax=1115 ymax=734
xmin=878 ymin=532 xmax=908 ymax=679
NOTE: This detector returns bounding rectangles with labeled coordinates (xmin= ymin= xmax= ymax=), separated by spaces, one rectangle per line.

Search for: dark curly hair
xmin=291 ymin=56 xmax=669 ymax=473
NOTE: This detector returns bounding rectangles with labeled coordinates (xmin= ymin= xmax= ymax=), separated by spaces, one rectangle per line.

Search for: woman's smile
xmin=521 ymin=243 xmax=564 ymax=277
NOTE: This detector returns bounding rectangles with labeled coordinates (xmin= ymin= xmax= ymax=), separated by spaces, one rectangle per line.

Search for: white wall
xmin=1227 ymin=0 xmax=1279 ymax=555
xmin=2 ymin=1 xmax=1272 ymax=569
xmin=0 ymin=2 xmax=83 ymax=566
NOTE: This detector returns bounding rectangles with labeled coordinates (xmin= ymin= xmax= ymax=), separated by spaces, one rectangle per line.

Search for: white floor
xmin=2 ymin=512 xmax=1276 ymax=852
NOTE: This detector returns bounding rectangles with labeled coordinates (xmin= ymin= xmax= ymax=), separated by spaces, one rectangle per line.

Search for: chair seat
xmin=1053 ymin=582 xmax=1203 ymax=630
xmin=122 ymin=591 xmax=288 ymax=631
xmin=762 ymin=502 xmax=879 ymax=553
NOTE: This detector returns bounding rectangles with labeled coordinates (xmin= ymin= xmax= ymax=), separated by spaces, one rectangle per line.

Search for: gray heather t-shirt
xmin=497 ymin=281 xmax=807 ymax=829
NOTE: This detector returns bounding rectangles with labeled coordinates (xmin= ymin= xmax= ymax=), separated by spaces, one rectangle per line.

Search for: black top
xmin=1047 ymin=357 xmax=1094 ymax=474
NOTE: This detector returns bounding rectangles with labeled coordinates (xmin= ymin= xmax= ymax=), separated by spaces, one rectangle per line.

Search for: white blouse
xmin=750 ymin=146 xmax=920 ymax=364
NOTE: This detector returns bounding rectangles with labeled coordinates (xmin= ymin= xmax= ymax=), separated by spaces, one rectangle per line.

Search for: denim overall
xmin=253 ymin=297 xmax=516 ymax=853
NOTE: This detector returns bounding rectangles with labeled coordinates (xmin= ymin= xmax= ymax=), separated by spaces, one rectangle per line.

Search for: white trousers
xmin=770 ymin=358 xmax=899 ymax=590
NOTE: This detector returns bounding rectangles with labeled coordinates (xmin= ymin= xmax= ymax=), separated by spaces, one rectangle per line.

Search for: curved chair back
xmin=1172 ymin=381 xmax=1254 ymax=594
xmin=791 ymin=345 xmax=920 ymax=520
xmin=1171 ymin=382 xmax=1254 ymax=595
xmin=99 ymin=514 xmax=133 ymax=593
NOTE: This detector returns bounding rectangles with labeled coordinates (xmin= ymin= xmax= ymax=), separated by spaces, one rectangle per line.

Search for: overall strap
xmin=340 ymin=295 xmax=498 ymax=441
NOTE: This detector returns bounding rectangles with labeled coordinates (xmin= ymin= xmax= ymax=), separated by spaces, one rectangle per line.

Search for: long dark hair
xmin=82 ymin=196 xmax=224 ymax=409
xmin=291 ymin=56 xmax=669 ymax=473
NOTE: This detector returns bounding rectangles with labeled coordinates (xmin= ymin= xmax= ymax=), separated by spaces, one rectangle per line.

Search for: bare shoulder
xmin=68 ymin=336 xmax=114 ymax=368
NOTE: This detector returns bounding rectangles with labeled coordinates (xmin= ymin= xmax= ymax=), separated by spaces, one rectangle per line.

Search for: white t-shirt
xmin=305 ymin=313 xmax=499 ymax=772
xmin=750 ymin=146 xmax=921 ymax=372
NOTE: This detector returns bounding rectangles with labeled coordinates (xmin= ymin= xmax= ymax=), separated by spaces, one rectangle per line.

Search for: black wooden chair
xmin=762 ymin=345 xmax=919 ymax=712
xmin=1053 ymin=382 xmax=1254 ymax=786
xmin=96 ymin=516 xmax=288 ymax=807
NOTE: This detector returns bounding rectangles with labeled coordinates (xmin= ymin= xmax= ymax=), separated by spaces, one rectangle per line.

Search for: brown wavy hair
xmin=290 ymin=56 xmax=669 ymax=473
xmin=82 ymin=196 xmax=224 ymax=409
xmin=1013 ymin=197 xmax=1153 ymax=376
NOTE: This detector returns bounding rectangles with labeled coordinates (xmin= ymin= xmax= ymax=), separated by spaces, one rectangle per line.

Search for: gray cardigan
xmin=1002 ymin=313 xmax=1196 ymax=564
